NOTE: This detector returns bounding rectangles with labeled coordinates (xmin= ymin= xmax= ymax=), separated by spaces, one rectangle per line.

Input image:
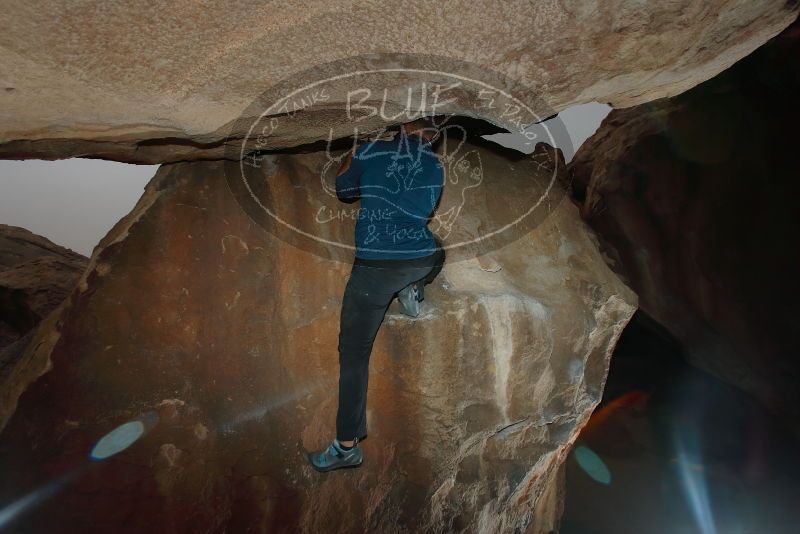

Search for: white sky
xmin=0 ymin=159 xmax=157 ymax=256
xmin=485 ymin=101 xmax=611 ymax=161
xmin=0 ymin=103 xmax=610 ymax=257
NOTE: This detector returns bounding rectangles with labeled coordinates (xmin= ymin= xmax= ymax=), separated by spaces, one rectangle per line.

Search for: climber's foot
xmin=397 ymin=282 xmax=421 ymax=317
xmin=306 ymin=438 xmax=363 ymax=472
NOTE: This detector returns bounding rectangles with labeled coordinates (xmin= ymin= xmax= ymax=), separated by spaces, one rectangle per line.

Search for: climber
xmin=306 ymin=116 xmax=446 ymax=472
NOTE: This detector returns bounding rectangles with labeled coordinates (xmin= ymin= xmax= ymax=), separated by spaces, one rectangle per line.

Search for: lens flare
xmin=219 ymin=379 xmax=329 ymax=433
xmin=573 ymin=444 xmax=611 ymax=484
xmin=0 ymin=465 xmax=85 ymax=529
xmin=674 ymin=424 xmax=717 ymax=534
xmin=89 ymin=411 xmax=159 ymax=460
xmin=1 ymin=412 xmax=157 ymax=528
xmin=581 ymin=389 xmax=648 ymax=435
xmin=90 ymin=421 xmax=145 ymax=460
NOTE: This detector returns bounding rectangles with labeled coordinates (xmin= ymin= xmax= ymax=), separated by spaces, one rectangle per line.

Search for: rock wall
xmin=1 ymin=1 xmax=797 ymax=162
xmin=0 ymin=225 xmax=87 ymax=346
xmin=0 ymin=225 xmax=87 ymax=427
xmin=0 ymin=140 xmax=635 ymax=532
xmin=569 ymin=16 xmax=800 ymax=426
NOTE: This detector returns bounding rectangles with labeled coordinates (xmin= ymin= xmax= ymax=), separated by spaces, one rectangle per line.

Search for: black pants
xmin=335 ymin=245 xmax=445 ymax=441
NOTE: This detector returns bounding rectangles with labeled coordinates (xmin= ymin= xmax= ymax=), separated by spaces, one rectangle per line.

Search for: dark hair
xmin=417 ymin=116 xmax=439 ymax=131
xmin=410 ymin=115 xmax=442 ymax=133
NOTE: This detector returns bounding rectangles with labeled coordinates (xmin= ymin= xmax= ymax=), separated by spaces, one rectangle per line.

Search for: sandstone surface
xmin=0 ymin=1 xmax=797 ymax=162
xmin=0 ymin=225 xmax=88 ymax=457
xmin=0 ymin=139 xmax=635 ymax=533
xmin=569 ymin=16 xmax=800 ymax=429
xmin=0 ymin=224 xmax=86 ymax=350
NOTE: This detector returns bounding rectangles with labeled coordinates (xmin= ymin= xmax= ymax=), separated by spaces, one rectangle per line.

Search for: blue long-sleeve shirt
xmin=336 ymin=133 xmax=443 ymax=259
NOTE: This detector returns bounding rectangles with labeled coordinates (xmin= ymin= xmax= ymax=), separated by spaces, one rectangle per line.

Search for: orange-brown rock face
xmin=0 ymin=140 xmax=635 ymax=532
xmin=569 ymin=18 xmax=800 ymax=429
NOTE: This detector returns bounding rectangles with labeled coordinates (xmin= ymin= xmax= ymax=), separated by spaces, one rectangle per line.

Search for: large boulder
xmin=0 ymin=224 xmax=84 ymax=270
xmin=569 ymin=16 xmax=800 ymax=427
xmin=0 ymin=138 xmax=635 ymax=532
xmin=0 ymin=223 xmax=86 ymax=360
xmin=0 ymin=1 xmax=797 ymax=162
xmin=0 ymin=225 xmax=87 ymax=467
xmin=0 ymin=225 xmax=87 ymax=345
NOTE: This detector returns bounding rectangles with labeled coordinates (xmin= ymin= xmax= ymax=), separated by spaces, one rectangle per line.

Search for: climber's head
xmin=402 ymin=116 xmax=441 ymax=144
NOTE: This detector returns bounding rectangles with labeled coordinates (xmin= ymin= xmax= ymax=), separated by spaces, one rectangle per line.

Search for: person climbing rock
xmin=307 ymin=117 xmax=446 ymax=472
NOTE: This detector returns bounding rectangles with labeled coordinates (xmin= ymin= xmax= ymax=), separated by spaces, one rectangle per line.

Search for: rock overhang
xmin=0 ymin=1 xmax=797 ymax=164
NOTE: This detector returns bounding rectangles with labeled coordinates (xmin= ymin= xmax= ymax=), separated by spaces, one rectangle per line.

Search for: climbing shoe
xmin=307 ymin=438 xmax=363 ymax=472
xmin=397 ymin=281 xmax=422 ymax=317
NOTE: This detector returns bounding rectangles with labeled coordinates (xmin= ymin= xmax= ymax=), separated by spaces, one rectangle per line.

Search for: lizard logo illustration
xmin=431 ymin=138 xmax=484 ymax=239
xmin=223 ymin=53 xmax=572 ymax=263
xmin=319 ymin=121 xmax=483 ymax=241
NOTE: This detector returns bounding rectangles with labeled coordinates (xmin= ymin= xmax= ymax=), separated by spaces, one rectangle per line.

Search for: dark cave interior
xmin=563 ymin=311 xmax=800 ymax=534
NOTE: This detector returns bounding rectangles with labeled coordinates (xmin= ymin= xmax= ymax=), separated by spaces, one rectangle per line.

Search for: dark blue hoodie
xmin=336 ymin=132 xmax=443 ymax=260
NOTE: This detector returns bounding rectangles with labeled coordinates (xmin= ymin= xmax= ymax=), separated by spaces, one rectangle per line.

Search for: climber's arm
xmin=335 ymin=145 xmax=362 ymax=202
